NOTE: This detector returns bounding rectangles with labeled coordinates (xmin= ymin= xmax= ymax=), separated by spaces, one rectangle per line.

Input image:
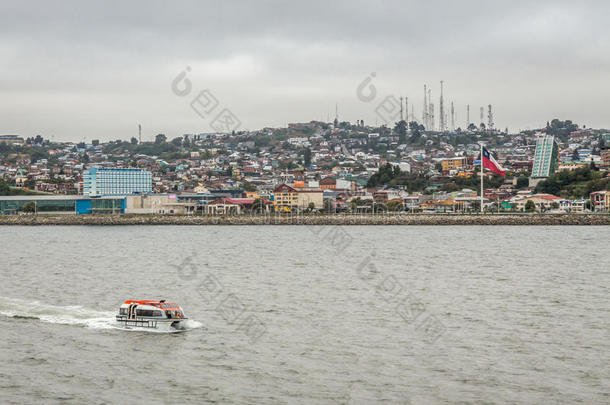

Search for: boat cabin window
xmin=136 ymin=309 xmax=163 ymax=317
xmin=119 ymin=308 xmax=127 ymax=315
xmin=166 ymin=310 xmax=184 ymax=318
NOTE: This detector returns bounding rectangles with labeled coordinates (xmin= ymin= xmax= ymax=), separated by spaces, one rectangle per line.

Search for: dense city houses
xmin=1 ymin=119 xmax=609 ymax=215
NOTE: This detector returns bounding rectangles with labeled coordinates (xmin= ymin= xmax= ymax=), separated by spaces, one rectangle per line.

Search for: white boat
xmin=116 ymin=299 xmax=187 ymax=330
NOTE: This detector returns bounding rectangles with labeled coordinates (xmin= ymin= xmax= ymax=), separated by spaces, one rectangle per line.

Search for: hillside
xmin=536 ymin=166 xmax=610 ymax=198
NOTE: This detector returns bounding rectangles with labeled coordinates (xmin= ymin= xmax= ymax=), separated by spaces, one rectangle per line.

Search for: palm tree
xmin=251 ymin=198 xmax=265 ymax=214
xmin=387 ymin=200 xmax=404 ymax=212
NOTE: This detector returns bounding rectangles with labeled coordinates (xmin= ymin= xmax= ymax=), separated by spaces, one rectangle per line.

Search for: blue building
xmin=0 ymin=195 xmax=125 ymax=215
xmin=577 ymin=149 xmax=592 ymax=161
xmin=83 ymin=168 xmax=152 ymax=197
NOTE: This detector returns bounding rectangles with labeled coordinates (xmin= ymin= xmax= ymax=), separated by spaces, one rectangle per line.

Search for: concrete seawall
xmin=1 ymin=214 xmax=609 ymax=226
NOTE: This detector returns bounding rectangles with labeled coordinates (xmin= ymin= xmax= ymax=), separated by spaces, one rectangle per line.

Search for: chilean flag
xmin=481 ymin=146 xmax=505 ymax=176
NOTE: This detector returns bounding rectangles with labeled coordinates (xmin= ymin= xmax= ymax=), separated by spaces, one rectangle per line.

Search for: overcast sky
xmin=1 ymin=0 xmax=609 ymax=141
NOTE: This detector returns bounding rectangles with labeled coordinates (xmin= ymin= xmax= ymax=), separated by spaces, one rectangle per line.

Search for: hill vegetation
xmin=536 ymin=166 xmax=609 ymax=198
xmin=0 ymin=179 xmax=45 ymax=196
xmin=366 ymin=163 xmax=507 ymax=193
xmin=366 ymin=163 xmax=427 ymax=190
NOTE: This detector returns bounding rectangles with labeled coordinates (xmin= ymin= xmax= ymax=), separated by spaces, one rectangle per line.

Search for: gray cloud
xmin=1 ymin=0 xmax=609 ymax=141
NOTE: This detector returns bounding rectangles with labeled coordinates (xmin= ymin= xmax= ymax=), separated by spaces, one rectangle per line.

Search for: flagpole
xmin=480 ymin=142 xmax=484 ymax=214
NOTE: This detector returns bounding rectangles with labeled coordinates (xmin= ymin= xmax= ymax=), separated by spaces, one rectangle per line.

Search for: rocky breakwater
xmin=1 ymin=214 xmax=610 ymax=226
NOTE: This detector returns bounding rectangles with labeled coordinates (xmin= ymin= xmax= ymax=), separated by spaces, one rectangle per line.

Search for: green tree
xmin=21 ymin=201 xmax=36 ymax=213
xmin=516 ymin=176 xmax=529 ymax=189
xmin=92 ymin=139 xmax=100 ymax=146
xmin=251 ymin=198 xmax=265 ymax=213
xmin=374 ymin=203 xmax=387 ymax=213
xmin=525 ymin=200 xmax=536 ymax=212
xmin=394 ymin=120 xmax=407 ymax=144
xmin=585 ymin=199 xmax=593 ymax=211
xmin=31 ymin=150 xmax=48 ymax=162
xmin=130 ymin=137 xmax=138 ymax=145
xmin=538 ymin=177 xmax=561 ymax=195
xmin=547 ymin=119 xmax=578 ymax=141
xmin=350 ymin=197 xmax=364 ymax=210
xmin=155 ymin=134 xmax=167 ymax=144
xmin=408 ymin=121 xmax=424 ymax=141
xmin=0 ymin=178 xmax=10 ymax=195
xmin=24 ymin=178 xmax=36 ymax=189
xmin=303 ymin=147 xmax=312 ymax=167
xmin=536 ymin=166 xmax=608 ymax=198
xmin=387 ymin=200 xmax=404 ymax=212
xmin=367 ymin=163 xmax=399 ymax=187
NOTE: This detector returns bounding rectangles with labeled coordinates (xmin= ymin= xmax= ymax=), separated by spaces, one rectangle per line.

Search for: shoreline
xmin=1 ymin=214 xmax=609 ymax=226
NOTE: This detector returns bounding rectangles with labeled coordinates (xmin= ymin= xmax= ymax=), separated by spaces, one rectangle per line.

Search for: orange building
xmin=441 ymin=157 xmax=468 ymax=172
xmin=273 ymin=184 xmax=298 ymax=212
xmin=319 ymin=177 xmax=336 ymax=190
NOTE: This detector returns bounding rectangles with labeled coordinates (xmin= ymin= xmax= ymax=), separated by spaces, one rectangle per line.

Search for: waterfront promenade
xmin=1 ymin=213 xmax=609 ymax=226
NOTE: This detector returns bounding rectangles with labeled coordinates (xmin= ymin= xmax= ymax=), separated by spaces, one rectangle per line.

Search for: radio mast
xmin=439 ymin=80 xmax=445 ymax=132
xmin=423 ymin=85 xmax=428 ymax=128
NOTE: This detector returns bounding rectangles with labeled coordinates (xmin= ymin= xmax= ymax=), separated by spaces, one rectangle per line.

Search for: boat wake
xmin=0 ymin=297 xmax=202 ymax=333
xmin=115 ymin=319 xmax=203 ymax=334
xmin=175 ymin=319 xmax=203 ymax=330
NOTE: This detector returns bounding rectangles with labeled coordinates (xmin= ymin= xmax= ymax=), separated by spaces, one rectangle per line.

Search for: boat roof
xmin=123 ymin=300 xmax=181 ymax=309
xmin=124 ymin=300 xmax=163 ymax=305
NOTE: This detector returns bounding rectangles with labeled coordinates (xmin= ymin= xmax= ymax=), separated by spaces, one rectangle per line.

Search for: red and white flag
xmin=481 ymin=146 xmax=505 ymax=176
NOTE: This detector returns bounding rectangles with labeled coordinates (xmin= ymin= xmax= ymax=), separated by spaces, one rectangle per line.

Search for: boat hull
xmin=115 ymin=316 xmax=186 ymax=331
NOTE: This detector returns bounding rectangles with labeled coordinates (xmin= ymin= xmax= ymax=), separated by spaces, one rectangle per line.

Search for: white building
xmin=83 ymin=168 xmax=152 ymax=197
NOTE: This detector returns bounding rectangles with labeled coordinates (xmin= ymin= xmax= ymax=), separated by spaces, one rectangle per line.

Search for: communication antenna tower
xmin=423 ymin=85 xmax=428 ymax=128
xmin=439 ymin=80 xmax=445 ymax=131
xmin=487 ymin=104 xmax=494 ymax=130
xmin=428 ymin=88 xmax=434 ymax=130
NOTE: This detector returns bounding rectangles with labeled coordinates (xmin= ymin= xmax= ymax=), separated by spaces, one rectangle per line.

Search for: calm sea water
xmin=0 ymin=225 xmax=608 ymax=404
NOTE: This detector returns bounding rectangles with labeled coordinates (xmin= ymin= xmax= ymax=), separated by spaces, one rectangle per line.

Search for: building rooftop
xmin=0 ymin=195 xmax=123 ymax=201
